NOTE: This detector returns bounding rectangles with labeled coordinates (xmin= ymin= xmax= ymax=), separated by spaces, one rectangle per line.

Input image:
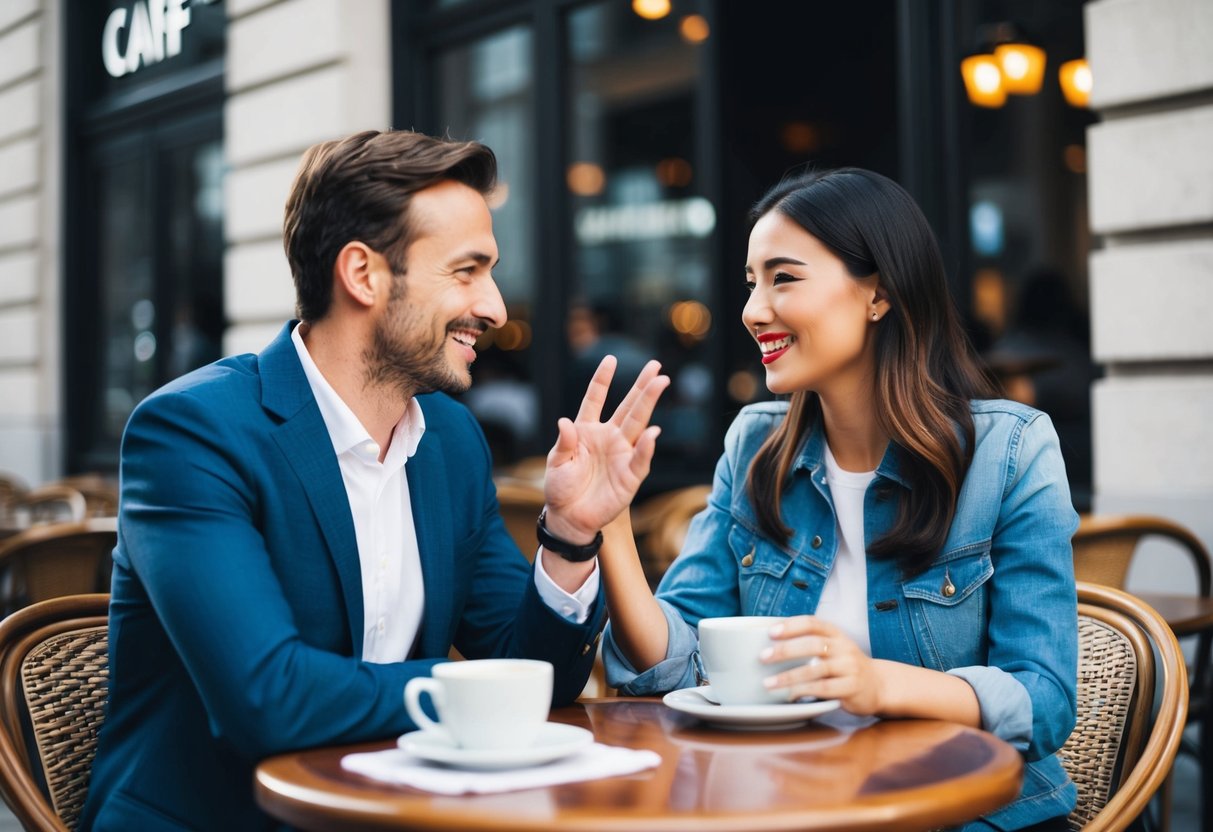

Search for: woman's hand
xmin=542 ymin=356 xmax=670 ymax=543
xmin=760 ymin=616 xmax=885 ymax=715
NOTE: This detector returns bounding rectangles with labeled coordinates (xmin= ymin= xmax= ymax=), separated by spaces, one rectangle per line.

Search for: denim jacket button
xmin=811 ymin=535 xmax=823 ymax=549
xmin=741 ymin=548 xmax=755 ymax=567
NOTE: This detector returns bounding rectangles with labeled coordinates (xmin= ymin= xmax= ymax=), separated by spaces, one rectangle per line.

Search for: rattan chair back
xmin=1073 ymin=513 xmax=1212 ymax=595
xmin=1060 ymin=583 xmax=1188 ymax=831
xmin=49 ymin=476 xmax=119 ymax=519
xmin=0 ymin=472 xmax=26 ymax=509
xmin=632 ymin=485 xmax=710 ymax=585
xmin=0 ymin=594 xmax=110 ymax=831
xmin=0 ymin=518 xmax=117 ymax=615
xmin=1 ymin=486 xmax=87 ymax=531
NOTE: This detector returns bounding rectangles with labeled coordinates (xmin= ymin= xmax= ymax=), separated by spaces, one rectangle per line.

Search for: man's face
xmin=366 ymin=180 xmax=506 ymax=399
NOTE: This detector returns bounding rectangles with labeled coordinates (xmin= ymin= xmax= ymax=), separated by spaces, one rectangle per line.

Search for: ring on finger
xmin=820 ymin=640 xmax=829 ymax=658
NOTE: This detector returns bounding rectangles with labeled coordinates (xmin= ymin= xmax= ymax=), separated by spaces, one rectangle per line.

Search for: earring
xmin=871 ymin=312 xmax=878 ymax=320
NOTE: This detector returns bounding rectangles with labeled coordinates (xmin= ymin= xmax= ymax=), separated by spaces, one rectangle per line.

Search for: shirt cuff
xmin=533 ymin=550 xmax=600 ymax=624
xmin=947 ymin=665 xmax=1034 ymax=752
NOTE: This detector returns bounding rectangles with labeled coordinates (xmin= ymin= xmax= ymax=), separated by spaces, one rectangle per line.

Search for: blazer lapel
xmin=407 ymin=420 xmax=455 ymax=658
xmin=261 ymin=323 xmax=366 ymax=654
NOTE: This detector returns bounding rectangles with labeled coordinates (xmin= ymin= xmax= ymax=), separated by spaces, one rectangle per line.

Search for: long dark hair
xmin=745 ymin=168 xmax=998 ymax=576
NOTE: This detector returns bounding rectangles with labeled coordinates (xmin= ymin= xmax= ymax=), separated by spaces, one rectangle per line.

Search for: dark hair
xmin=745 ymin=168 xmax=999 ymax=576
xmin=283 ymin=130 xmax=497 ymax=321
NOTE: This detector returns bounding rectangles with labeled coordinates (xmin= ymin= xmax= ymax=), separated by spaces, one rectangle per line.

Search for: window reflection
xmin=437 ymin=26 xmax=539 ymax=465
xmin=94 ymin=131 xmax=224 ymax=458
xmin=566 ymin=1 xmax=715 ymax=470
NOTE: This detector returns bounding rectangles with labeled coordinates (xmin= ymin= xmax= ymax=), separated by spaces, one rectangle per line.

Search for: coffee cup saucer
xmin=398 ymin=722 xmax=594 ymax=770
xmin=662 ymin=685 xmax=840 ymax=730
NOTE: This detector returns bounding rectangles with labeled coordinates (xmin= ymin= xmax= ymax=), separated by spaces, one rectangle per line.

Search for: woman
xmin=597 ymin=169 xmax=1078 ymax=831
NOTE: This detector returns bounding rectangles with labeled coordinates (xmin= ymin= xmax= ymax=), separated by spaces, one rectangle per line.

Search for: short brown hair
xmin=282 ymin=130 xmax=497 ymax=321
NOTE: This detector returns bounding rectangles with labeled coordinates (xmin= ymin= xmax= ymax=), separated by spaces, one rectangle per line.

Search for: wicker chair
xmin=0 ymin=518 xmax=117 ymax=616
xmin=1072 ymin=513 xmax=1213 ymax=828
xmin=1 ymin=486 xmax=87 ymax=531
xmin=0 ymin=594 xmax=110 ymax=831
xmin=50 ymin=476 xmax=119 ymax=519
xmin=1059 ymin=583 xmax=1188 ymax=831
xmin=631 ymin=485 xmax=710 ymax=587
xmin=0 ymin=472 xmax=26 ymax=509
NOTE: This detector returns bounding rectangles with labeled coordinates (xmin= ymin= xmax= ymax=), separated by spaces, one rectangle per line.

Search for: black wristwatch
xmin=536 ymin=509 xmax=603 ymax=562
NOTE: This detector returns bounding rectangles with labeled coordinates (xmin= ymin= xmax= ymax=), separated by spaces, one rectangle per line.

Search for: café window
xmin=437 ymin=25 xmax=540 ymax=464
xmin=65 ymin=0 xmax=226 ymax=471
xmin=563 ymin=1 xmax=715 ymax=470
xmin=417 ymin=0 xmax=717 ymax=488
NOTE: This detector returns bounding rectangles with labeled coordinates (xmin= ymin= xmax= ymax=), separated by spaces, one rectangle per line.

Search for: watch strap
xmin=536 ymin=510 xmax=603 ymax=562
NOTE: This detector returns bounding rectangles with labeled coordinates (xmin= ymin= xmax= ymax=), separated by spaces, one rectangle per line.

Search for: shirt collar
xmin=291 ymin=322 xmax=426 ymax=464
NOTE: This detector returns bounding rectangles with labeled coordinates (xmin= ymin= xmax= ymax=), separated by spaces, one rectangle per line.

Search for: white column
xmin=223 ymin=0 xmax=392 ymax=355
xmin=1085 ymin=0 xmax=1213 ymax=589
xmin=0 ymin=0 xmax=62 ymax=484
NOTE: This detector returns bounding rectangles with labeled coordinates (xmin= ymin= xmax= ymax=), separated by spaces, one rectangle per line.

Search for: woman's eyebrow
xmin=745 ymin=256 xmax=809 ymax=274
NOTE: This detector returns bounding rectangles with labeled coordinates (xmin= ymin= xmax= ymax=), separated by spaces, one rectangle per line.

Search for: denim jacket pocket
xmin=728 ymin=523 xmax=794 ymax=615
xmin=900 ymin=541 xmax=993 ymax=670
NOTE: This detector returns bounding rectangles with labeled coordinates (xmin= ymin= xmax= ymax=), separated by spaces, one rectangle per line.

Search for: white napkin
xmin=341 ymin=743 xmax=661 ymax=795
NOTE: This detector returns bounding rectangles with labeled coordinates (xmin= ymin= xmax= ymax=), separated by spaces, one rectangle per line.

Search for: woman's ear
xmin=869 ymin=276 xmax=892 ymax=321
xmin=333 ymin=242 xmax=377 ymax=309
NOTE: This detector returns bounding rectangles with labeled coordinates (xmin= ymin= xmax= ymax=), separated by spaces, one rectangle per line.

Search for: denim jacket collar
xmin=791 ymin=422 xmax=914 ymax=491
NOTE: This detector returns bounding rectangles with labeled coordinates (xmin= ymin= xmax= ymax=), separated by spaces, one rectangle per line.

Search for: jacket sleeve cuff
xmin=947 ymin=665 xmax=1033 ymax=752
xmin=603 ymin=599 xmax=702 ymax=695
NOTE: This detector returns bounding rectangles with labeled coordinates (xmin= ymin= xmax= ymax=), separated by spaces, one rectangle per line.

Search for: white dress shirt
xmin=291 ymin=324 xmax=597 ymax=664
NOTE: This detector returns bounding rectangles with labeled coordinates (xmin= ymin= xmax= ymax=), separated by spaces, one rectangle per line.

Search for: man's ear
xmin=333 ymin=242 xmax=378 ymax=309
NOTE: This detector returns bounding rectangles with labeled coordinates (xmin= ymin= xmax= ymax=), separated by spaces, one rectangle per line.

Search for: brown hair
xmin=282 ymin=130 xmax=497 ymax=321
xmin=745 ymin=169 xmax=999 ymax=576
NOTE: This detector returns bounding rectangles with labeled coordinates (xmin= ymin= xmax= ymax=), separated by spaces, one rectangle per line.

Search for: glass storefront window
xmin=436 ymin=25 xmax=539 ymax=464
xmin=97 ymin=149 xmax=155 ymax=443
xmin=565 ymin=0 xmax=715 ymax=472
xmin=82 ymin=123 xmax=224 ymax=467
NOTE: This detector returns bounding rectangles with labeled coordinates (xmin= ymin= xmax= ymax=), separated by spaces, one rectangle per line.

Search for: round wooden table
xmin=255 ymin=699 xmax=1023 ymax=832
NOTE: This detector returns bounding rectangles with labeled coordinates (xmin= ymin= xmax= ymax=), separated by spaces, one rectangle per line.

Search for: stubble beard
xmin=365 ymin=290 xmax=473 ymax=401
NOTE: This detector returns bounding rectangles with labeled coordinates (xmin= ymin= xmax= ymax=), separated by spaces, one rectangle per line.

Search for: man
xmin=80 ymin=130 xmax=667 ymax=831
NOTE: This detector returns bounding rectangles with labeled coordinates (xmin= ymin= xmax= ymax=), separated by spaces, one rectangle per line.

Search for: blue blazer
xmin=80 ymin=323 xmax=605 ymax=831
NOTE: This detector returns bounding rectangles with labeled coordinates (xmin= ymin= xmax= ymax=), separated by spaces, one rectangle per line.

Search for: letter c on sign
xmin=102 ymin=7 xmax=128 ymax=78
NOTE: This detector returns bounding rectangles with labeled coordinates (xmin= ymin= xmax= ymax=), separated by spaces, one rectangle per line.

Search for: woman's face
xmin=742 ymin=211 xmax=884 ymax=397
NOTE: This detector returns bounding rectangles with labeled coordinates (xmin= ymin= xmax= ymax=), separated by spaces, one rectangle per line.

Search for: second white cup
xmin=404 ymin=658 xmax=553 ymax=750
xmin=698 ymin=616 xmax=804 ymax=705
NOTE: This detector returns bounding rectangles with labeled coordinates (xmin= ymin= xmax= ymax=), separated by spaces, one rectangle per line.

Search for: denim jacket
xmin=605 ymin=399 xmax=1079 ymax=830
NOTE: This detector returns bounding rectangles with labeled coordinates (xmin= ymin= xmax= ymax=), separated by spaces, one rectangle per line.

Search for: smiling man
xmin=80 ymin=130 xmax=667 ymax=831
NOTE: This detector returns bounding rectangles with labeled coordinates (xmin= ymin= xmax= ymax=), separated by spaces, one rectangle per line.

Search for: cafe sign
xmin=101 ymin=0 xmax=193 ymax=78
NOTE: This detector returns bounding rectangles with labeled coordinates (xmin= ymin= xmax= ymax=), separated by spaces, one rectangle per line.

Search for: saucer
xmin=398 ymin=722 xmax=594 ymax=770
xmin=662 ymin=686 xmax=841 ymax=729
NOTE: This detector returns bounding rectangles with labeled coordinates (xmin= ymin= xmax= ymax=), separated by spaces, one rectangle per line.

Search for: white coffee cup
xmin=698 ymin=616 xmax=804 ymax=705
xmin=404 ymin=659 xmax=554 ymax=750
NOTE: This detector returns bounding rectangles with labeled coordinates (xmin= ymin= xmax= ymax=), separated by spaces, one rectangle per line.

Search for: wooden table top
xmin=255 ymin=698 xmax=1023 ymax=832
xmin=1136 ymin=591 xmax=1213 ymax=636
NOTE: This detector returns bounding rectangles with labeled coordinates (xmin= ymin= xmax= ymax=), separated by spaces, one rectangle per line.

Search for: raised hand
xmin=542 ymin=356 xmax=670 ymax=544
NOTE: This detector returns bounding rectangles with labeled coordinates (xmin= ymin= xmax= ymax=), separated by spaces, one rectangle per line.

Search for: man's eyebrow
xmin=449 ymin=251 xmax=500 ymax=269
xmin=744 ymin=256 xmax=807 ymax=274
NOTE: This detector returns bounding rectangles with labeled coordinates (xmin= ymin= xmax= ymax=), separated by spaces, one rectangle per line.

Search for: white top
xmin=291 ymin=325 xmax=597 ymax=663
xmin=815 ymin=443 xmax=874 ymax=657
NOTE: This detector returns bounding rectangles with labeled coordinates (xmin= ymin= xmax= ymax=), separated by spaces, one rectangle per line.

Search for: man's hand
xmin=542 ymin=356 xmax=670 ymax=544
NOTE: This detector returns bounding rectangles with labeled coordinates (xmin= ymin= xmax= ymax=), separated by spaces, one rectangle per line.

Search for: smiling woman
xmin=598 ymin=168 xmax=1081 ymax=832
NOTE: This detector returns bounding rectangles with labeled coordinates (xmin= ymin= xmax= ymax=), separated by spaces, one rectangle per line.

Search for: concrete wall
xmin=223 ymin=0 xmax=391 ymax=356
xmin=0 ymin=0 xmax=60 ymax=486
xmin=1085 ymin=0 xmax=1213 ymax=591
